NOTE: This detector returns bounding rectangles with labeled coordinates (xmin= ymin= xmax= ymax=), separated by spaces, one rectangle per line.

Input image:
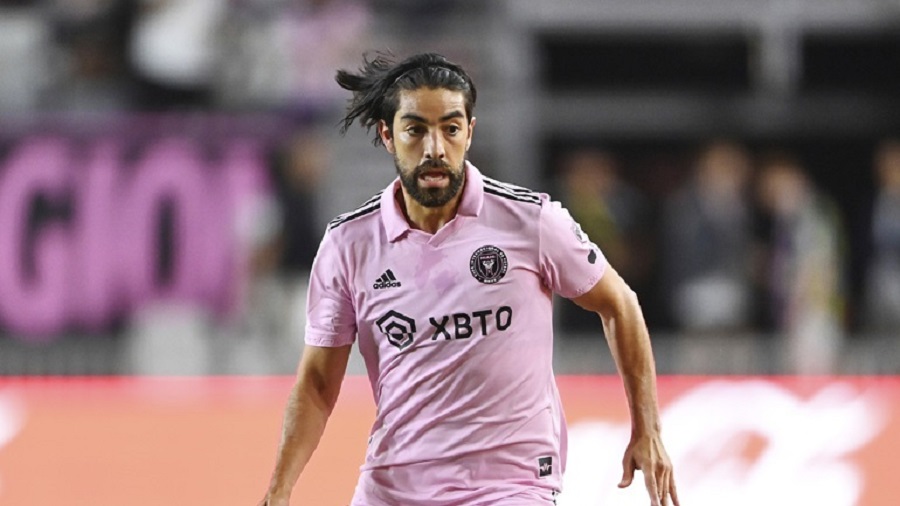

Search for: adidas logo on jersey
xmin=373 ymin=269 xmax=402 ymax=289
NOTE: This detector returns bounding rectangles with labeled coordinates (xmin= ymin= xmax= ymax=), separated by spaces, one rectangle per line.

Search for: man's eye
xmin=447 ymin=125 xmax=460 ymax=135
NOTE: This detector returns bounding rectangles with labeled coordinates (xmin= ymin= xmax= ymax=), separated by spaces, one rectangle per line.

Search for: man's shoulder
xmin=327 ymin=191 xmax=383 ymax=232
xmin=480 ymin=175 xmax=545 ymax=208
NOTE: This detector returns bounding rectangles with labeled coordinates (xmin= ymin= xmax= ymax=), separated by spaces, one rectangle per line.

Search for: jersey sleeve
xmin=304 ymin=228 xmax=357 ymax=347
xmin=538 ymin=197 xmax=608 ymax=299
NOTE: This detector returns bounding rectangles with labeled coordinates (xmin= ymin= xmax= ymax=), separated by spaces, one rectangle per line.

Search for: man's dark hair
xmin=335 ymin=52 xmax=477 ymax=146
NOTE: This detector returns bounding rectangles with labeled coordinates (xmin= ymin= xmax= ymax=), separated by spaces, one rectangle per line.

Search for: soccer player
xmin=259 ymin=52 xmax=679 ymax=506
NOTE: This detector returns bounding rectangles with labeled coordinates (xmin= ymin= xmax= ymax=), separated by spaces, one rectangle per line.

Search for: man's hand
xmin=618 ymin=433 xmax=680 ymax=506
xmin=257 ymin=494 xmax=290 ymax=506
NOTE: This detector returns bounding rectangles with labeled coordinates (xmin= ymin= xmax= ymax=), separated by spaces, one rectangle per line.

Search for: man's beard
xmin=395 ymin=157 xmax=466 ymax=208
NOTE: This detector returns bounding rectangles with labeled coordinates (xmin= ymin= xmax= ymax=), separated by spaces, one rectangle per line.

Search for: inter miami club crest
xmin=469 ymin=245 xmax=508 ymax=284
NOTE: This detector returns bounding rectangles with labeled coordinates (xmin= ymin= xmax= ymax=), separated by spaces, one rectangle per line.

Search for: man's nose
xmin=423 ymin=130 xmax=446 ymax=160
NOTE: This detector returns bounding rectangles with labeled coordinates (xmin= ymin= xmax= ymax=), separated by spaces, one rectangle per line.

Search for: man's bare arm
xmin=260 ymin=344 xmax=353 ymax=506
xmin=572 ymin=266 xmax=679 ymax=506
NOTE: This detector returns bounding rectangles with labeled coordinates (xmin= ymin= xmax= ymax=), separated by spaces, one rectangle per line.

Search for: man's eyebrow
xmin=399 ymin=111 xmax=466 ymax=123
xmin=399 ymin=113 xmax=426 ymax=123
xmin=439 ymin=111 xmax=465 ymax=122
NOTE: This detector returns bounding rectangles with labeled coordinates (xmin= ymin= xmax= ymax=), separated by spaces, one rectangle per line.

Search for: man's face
xmin=380 ymin=88 xmax=475 ymax=208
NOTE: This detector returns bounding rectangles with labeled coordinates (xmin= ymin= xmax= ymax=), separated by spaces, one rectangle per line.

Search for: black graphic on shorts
xmin=538 ymin=456 xmax=553 ymax=477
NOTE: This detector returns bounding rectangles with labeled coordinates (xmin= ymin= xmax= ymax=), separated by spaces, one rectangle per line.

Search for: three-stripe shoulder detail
xmin=482 ymin=177 xmax=541 ymax=205
xmin=328 ymin=192 xmax=383 ymax=230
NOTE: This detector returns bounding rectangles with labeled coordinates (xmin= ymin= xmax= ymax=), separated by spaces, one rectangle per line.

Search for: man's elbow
xmin=296 ymin=372 xmax=342 ymax=416
xmin=598 ymin=277 xmax=641 ymax=322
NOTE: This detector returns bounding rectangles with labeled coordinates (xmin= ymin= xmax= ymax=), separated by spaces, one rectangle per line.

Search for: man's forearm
xmin=266 ymin=380 xmax=334 ymax=498
xmin=576 ymin=270 xmax=679 ymax=504
xmin=600 ymin=289 xmax=661 ymax=436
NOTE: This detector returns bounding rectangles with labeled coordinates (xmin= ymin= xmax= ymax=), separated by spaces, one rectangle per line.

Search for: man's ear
xmin=465 ymin=116 xmax=476 ymax=151
xmin=379 ymin=120 xmax=395 ymax=154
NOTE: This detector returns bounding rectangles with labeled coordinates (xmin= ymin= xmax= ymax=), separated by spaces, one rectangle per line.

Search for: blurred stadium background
xmin=1 ymin=0 xmax=899 ymax=505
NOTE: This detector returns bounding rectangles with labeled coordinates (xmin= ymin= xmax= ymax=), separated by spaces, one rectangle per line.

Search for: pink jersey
xmin=305 ymin=162 xmax=607 ymax=505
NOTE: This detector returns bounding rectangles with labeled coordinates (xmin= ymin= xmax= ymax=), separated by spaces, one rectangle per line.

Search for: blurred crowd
xmin=0 ymin=0 xmax=372 ymax=119
xmin=1 ymin=0 xmax=898 ymax=376
xmin=555 ymin=138 xmax=900 ymax=373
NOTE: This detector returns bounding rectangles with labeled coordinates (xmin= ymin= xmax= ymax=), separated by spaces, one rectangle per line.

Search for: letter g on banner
xmin=0 ymin=138 xmax=71 ymax=337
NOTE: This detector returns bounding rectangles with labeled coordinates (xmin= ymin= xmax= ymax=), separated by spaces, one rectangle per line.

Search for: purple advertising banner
xmin=0 ymin=115 xmax=282 ymax=341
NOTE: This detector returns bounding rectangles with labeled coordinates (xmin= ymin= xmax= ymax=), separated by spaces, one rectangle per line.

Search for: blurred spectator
xmin=217 ymin=0 xmax=371 ymax=123
xmin=555 ymin=147 xmax=652 ymax=334
xmin=129 ymin=0 xmax=226 ymax=110
xmin=240 ymin=129 xmax=328 ymax=371
xmin=862 ymin=138 xmax=900 ymax=332
xmin=44 ymin=0 xmax=136 ymax=111
xmin=0 ymin=1 xmax=49 ymax=111
xmin=265 ymin=128 xmax=327 ymax=275
xmin=662 ymin=140 xmax=756 ymax=333
xmin=375 ymin=0 xmax=470 ymax=35
xmin=756 ymin=152 xmax=846 ymax=374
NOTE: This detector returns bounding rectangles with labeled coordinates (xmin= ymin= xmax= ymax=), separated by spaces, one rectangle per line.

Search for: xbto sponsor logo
xmin=375 ymin=306 xmax=514 ymax=349
xmin=429 ymin=306 xmax=513 ymax=341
